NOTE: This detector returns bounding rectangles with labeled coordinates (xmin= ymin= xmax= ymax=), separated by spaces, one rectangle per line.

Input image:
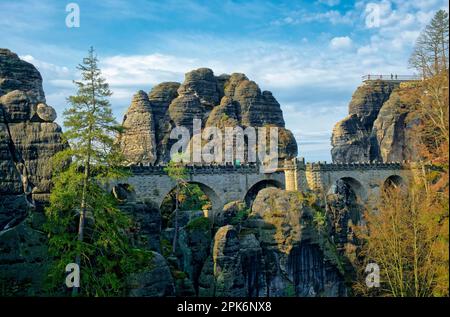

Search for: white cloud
xmin=8 ymin=0 xmax=447 ymax=162
xmin=273 ymin=9 xmax=355 ymax=26
xmin=20 ymin=55 xmax=71 ymax=78
xmin=329 ymin=36 xmax=353 ymax=50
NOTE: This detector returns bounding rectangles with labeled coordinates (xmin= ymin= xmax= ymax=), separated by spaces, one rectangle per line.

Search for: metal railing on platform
xmin=362 ymin=74 xmax=422 ymax=81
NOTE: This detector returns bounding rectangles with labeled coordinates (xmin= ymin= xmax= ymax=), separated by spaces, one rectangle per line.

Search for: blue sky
xmin=1 ymin=0 xmax=448 ymax=161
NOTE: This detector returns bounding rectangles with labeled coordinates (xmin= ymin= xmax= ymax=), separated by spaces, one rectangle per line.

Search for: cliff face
xmin=331 ymin=80 xmax=419 ymax=163
xmin=119 ymin=68 xmax=298 ymax=164
xmin=0 ymin=48 xmax=65 ymax=295
xmin=196 ymin=188 xmax=347 ymax=297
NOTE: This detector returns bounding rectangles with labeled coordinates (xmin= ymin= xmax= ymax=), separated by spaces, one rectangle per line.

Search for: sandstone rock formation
xmin=178 ymin=217 xmax=212 ymax=295
xmin=0 ymin=48 xmax=65 ymax=295
xmin=247 ymin=188 xmax=347 ymax=296
xmin=214 ymin=200 xmax=246 ymax=227
xmin=127 ymin=251 xmax=175 ymax=297
xmin=119 ymin=68 xmax=298 ymax=164
xmin=370 ymin=83 xmax=421 ymax=162
xmin=119 ymin=90 xmax=157 ymax=165
xmin=195 ymin=188 xmax=348 ymax=297
xmin=239 ymin=233 xmax=267 ymax=297
xmin=211 ymin=225 xmax=246 ymax=297
xmin=121 ymin=201 xmax=162 ymax=252
xmin=0 ymin=48 xmax=65 ymax=224
xmin=331 ymin=80 xmax=419 ymax=163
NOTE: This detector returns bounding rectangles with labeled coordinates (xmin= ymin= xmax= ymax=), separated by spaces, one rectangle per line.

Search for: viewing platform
xmin=362 ymin=74 xmax=422 ymax=82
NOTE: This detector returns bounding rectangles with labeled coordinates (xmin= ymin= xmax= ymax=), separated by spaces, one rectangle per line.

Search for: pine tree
xmin=45 ymin=47 xmax=152 ymax=296
xmin=409 ymin=10 xmax=449 ymax=77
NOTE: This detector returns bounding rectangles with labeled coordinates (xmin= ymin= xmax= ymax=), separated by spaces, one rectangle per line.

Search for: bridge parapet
xmin=128 ymin=163 xmax=261 ymax=175
xmin=305 ymin=161 xmax=409 ymax=172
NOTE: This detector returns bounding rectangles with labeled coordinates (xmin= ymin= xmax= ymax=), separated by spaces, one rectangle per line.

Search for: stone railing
xmin=128 ymin=162 xmax=262 ymax=175
xmin=127 ymin=159 xmax=410 ymax=175
xmin=305 ymin=161 xmax=409 ymax=172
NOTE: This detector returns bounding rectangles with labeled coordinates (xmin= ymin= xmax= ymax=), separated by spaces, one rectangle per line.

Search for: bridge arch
xmin=330 ymin=177 xmax=368 ymax=203
xmin=159 ymin=181 xmax=223 ymax=217
xmin=243 ymin=179 xmax=284 ymax=208
xmin=383 ymin=174 xmax=406 ymax=190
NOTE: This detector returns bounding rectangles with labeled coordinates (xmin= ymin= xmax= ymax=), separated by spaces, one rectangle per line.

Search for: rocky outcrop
xmin=0 ymin=49 xmax=45 ymax=104
xmin=247 ymin=188 xmax=347 ymax=296
xmin=149 ymin=82 xmax=180 ymax=161
xmin=120 ymin=201 xmax=162 ymax=252
xmin=331 ymin=80 xmax=419 ymax=163
xmin=214 ymin=200 xmax=246 ymax=227
xmin=119 ymin=68 xmax=298 ymax=164
xmin=0 ymin=50 xmax=65 ymax=208
xmin=178 ymin=217 xmax=212 ymax=295
xmin=119 ymin=91 xmax=157 ymax=165
xmin=196 ymin=188 xmax=348 ymax=297
xmin=211 ymin=225 xmax=246 ymax=297
xmin=0 ymin=48 xmax=65 ymax=295
xmin=127 ymin=252 xmax=175 ymax=297
xmin=0 ymin=211 xmax=49 ymax=296
xmin=370 ymin=83 xmax=421 ymax=162
xmin=326 ymin=181 xmax=360 ymax=244
xmin=239 ymin=233 xmax=267 ymax=297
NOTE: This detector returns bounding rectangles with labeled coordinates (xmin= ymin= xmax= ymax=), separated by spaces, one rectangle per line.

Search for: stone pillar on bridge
xmin=284 ymin=158 xmax=298 ymax=191
xmin=283 ymin=157 xmax=309 ymax=192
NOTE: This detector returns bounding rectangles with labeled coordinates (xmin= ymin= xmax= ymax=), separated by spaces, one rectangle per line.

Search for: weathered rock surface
xmin=212 ymin=225 xmax=246 ymax=297
xmin=0 ymin=48 xmax=64 ymax=295
xmin=214 ymin=200 xmax=246 ymax=227
xmin=119 ymin=68 xmax=298 ymax=164
xmin=119 ymin=90 xmax=157 ymax=165
xmin=178 ymin=217 xmax=212 ymax=295
xmin=239 ymin=233 xmax=267 ymax=297
xmin=35 ymin=103 xmax=57 ymax=122
xmin=331 ymin=80 xmax=419 ymax=163
xmin=127 ymin=252 xmax=175 ymax=297
xmin=121 ymin=201 xmax=162 ymax=252
xmin=326 ymin=180 xmax=361 ymax=248
xmin=0 ymin=49 xmax=45 ymax=104
xmin=0 ymin=211 xmax=49 ymax=296
xmin=370 ymin=83 xmax=420 ymax=162
xmin=149 ymin=82 xmax=180 ymax=162
xmin=0 ymin=49 xmax=65 ymax=209
xmin=193 ymin=187 xmax=351 ymax=297
xmin=248 ymin=188 xmax=347 ymax=296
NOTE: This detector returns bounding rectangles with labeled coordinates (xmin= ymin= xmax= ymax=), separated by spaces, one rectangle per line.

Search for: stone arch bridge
xmin=114 ymin=159 xmax=413 ymax=216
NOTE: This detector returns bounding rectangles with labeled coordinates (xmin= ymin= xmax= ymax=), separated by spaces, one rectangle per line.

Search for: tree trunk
xmin=72 ymin=141 xmax=91 ymax=296
xmin=172 ymin=184 xmax=179 ymax=253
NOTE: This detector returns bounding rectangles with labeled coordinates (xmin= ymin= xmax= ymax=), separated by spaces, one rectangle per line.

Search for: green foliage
xmin=160 ymin=183 xmax=211 ymax=228
xmin=164 ymin=154 xmax=188 ymax=182
xmin=63 ymin=47 xmax=124 ymax=172
xmin=185 ymin=217 xmax=211 ymax=232
xmin=312 ymin=210 xmax=327 ymax=233
xmin=284 ymin=282 xmax=296 ymax=297
xmin=179 ymin=184 xmax=211 ymax=211
xmin=230 ymin=208 xmax=250 ymax=225
xmin=307 ymin=201 xmax=346 ymax=275
xmin=44 ymin=47 xmax=152 ymax=297
xmin=44 ymin=164 xmax=153 ymax=296
xmin=160 ymin=238 xmax=173 ymax=258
